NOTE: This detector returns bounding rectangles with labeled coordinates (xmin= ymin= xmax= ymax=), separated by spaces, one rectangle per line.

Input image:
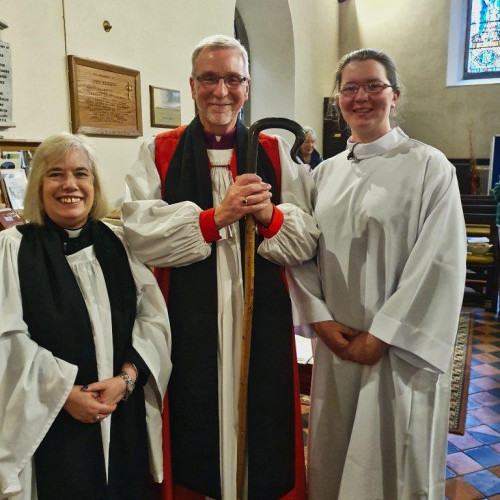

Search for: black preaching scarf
xmin=164 ymin=116 xmax=295 ymax=500
xmin=16 ymin=219 xmax=153 ymax=500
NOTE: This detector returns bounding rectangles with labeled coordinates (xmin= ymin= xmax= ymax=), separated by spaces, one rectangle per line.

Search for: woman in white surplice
xmin=287 ymin=49 xmax=467 ymax=499
xmin=0 ymin=133 xmax=171 ymax=500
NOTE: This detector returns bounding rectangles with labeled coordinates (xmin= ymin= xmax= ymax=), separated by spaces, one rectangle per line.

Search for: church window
xmin=464 ymin=0 xmax=500 ymax=79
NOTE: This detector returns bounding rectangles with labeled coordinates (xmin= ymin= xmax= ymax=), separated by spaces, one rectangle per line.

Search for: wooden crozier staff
xmin=237 ymin=117 xmax=305 ymax=500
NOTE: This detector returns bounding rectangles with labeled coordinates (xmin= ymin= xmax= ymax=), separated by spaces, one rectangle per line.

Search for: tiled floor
xmin=445 ymin=308 xmax=500 ymax=500
xmin=300 ymin=307 xmax=500 ymax=499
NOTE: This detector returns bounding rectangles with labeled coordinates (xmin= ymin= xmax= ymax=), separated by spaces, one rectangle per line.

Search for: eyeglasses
xmin=194 ymin=73 xmax=248 ymax=89
xmin=339 ymin=82 xmax=392 ymax=96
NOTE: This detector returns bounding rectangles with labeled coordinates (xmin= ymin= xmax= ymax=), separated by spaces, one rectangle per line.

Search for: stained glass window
xmin=464 ymin=0 xmax=500 ymax=79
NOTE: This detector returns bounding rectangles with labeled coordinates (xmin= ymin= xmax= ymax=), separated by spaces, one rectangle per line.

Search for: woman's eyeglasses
xmin=339 ymin=82 xmax=392 ymax=96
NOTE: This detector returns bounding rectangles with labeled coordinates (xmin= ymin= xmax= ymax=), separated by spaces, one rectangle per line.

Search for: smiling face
xmin=42 ymin=148 xmax=95 ymax=229
xmin=338 ymin=59 xmax=399 ymax=143
xmin=190 ymin=47 xmax=249 ymax=135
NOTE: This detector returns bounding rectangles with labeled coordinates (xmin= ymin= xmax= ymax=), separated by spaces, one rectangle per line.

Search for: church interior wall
xmin=7 ymin=0 xmax=493 ymax=203
xmin=338 ymin=0 xmax=499 ymax=160
xmin=289 ymin=0 xmax=339 ymax=146
xmin=0 ymin=0 xmax=338 ymax=206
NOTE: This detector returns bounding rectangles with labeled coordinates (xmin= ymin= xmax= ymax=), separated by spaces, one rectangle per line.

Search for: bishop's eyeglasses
xmin=194 ymin=73 xmax=249 ymax=89
xmin=339 ymin=82 xmax=392 ymax=97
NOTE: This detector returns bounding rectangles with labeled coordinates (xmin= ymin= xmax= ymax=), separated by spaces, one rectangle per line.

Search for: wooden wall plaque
xmin=68 ymin=56 xmax=142 ymax=137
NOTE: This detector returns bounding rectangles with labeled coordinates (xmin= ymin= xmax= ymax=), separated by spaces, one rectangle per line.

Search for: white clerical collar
xmin=346 ymin=127 xmax=408 ymax=161
xmin=65 ymin=227 xmax=83 ymax=238
xmin=207 ymin=148 xmax=233 ymax=167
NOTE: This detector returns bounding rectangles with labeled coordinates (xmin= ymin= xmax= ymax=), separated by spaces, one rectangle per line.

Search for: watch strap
xmin=118 ymin=371 xmax=135 ymax=401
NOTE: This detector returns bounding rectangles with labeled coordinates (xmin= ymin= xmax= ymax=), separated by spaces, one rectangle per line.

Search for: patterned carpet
xmin=450 ymin=312 xmax=474 ymax=434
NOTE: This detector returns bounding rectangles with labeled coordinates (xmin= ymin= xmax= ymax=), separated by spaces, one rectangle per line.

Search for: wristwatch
xmin=118 ymin=371 xmax=135 ymax=401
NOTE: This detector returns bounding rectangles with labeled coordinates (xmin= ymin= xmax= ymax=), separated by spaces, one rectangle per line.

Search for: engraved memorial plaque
xmin=0 ymin=39 xmax=15 ymax=128
xmin=68 ymin=56 xmax=142 ymax=137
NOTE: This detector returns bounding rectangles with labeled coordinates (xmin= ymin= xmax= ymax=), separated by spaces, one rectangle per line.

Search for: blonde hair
xmin=23 ymin=132 xmax=108 ymax=225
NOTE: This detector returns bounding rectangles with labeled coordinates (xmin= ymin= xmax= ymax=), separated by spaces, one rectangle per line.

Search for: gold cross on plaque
xmin=126 ymin=82 xmax=133 ymax=100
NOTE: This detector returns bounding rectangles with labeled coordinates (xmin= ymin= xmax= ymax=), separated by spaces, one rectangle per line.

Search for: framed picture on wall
xmin=68 ymin=55 xmax=143 ymax=137
xmin=149 ymin=86 xmax=181 ymax=128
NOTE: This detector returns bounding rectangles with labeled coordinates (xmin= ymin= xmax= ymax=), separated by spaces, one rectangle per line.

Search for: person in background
xmin=297 ymin=126 xmax=323 ymax=169
xmin=288 ymin=49 xmax=466 ymax=499
xmin=0 ymin=133 xmax=171 ymax=500
xmin=121 ymin=35 xmax=319 ymax=500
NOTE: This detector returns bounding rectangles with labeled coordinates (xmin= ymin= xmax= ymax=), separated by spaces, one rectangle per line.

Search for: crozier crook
xmin=237 ymin=117 xmax=304 ymax=500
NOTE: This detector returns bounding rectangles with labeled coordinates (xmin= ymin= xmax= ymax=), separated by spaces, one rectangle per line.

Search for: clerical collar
xmin=65 ymin=227 xmax=83 ymax=238
xmin=44 ymin=215 xmax=89 ymax=237
xmin=203 ymin=128 xmax=236 ymax=149
xmin=43 ymin=216 xmax=92 ymax=254
xmin=346 ymin=127 xmax=408 ymax=161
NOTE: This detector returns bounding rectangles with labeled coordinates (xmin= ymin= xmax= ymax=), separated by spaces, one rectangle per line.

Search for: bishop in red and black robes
xmin=122 ymin=116 xmax=319 ymax=500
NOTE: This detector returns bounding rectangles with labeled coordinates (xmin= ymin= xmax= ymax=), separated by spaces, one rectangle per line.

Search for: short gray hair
xmin=191 ymin=34 xmax=249 ymax=77
xmin=23 ymin=132 xmax=108 ymax=225
xmin=303 ymin=126 xmax=317 ymax=141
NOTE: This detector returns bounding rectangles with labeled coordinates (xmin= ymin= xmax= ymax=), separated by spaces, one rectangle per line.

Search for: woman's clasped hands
xmin=312 ymin=320 xmax=388 ymax=365
xmin=63 ymin=364 xmax=135 ymax=424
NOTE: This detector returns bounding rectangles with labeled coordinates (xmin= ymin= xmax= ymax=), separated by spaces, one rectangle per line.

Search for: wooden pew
xmin=461 ymin=194 xmax=496 ymax=205
xmin=462 ymin=205 xmax=499 ymax=213
xmin=463 ymin=208 xmax=499 ymax=314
